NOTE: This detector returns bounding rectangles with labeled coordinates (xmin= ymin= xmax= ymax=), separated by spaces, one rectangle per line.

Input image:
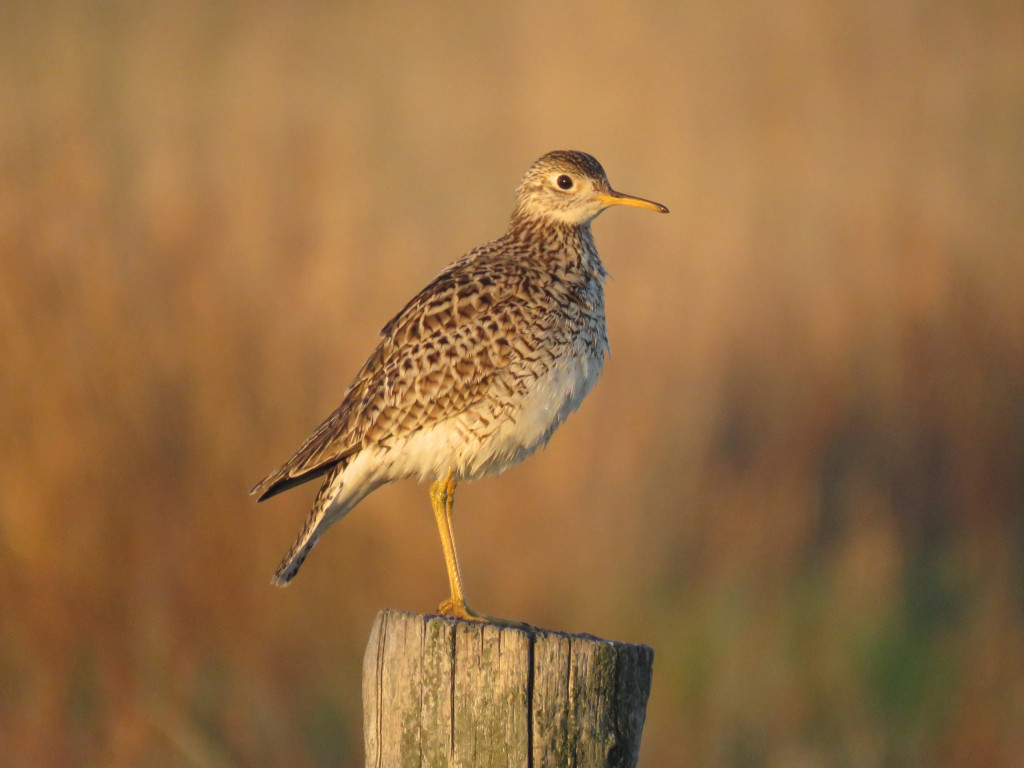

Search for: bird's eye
xmin=556 ymin=174 xmax=574 ymax=190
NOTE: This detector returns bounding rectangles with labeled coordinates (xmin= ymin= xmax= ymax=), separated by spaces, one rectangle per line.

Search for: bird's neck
xmin=505 ymin=215 xmax=606 ymax=281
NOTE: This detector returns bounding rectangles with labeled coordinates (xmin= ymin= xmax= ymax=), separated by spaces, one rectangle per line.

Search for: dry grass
xmin=1 ymin=1 xmax=1022 ymax=766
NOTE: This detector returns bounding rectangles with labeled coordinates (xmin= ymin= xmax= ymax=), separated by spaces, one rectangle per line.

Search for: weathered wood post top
xmin=363 ymin=609 xmax=654 ymax=768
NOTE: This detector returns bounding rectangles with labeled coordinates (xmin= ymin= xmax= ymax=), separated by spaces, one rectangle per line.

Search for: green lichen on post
xmin=363 ymin=609 xmax=654 ymax=768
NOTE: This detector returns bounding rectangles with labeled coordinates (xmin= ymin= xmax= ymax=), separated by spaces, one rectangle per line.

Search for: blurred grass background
xmin=2 ymin=0 xmax=1023 ymax=766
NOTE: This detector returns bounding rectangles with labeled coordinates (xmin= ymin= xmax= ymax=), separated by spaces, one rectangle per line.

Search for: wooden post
xmin=362 ymin=609 xmax=654 ymax=768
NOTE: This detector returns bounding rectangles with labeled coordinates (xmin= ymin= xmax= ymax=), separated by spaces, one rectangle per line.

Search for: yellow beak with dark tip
xmin=595 ymin=191 xmax=670 ymax=214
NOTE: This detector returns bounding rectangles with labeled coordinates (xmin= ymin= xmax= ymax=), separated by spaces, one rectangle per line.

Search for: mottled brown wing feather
xmin=252 ymin=249 xmax=527 ymax=501
xmin=350 ymin=254 xmax=528 ymax=446
xmin=250 ymin=351 xmax=379 ymax=500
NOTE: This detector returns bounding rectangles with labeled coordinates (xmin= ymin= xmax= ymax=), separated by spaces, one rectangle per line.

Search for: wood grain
xmin=363 ymin=609 xmax=653 ymax=767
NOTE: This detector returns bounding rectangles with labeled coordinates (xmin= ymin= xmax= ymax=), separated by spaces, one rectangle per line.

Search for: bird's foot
xmin=438 ymin=598 xmax=484 ymax=621
xmin=437 ymin=599 xmax=531 ymax=629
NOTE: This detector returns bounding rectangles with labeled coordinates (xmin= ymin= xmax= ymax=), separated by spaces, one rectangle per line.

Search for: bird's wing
xmin=361 ymin=254 xmax=525 ymax=431
xmin=249 ymin=344 xmax=384 ymax=501
xmin=252 ymin=250 xmax=532 ymax=501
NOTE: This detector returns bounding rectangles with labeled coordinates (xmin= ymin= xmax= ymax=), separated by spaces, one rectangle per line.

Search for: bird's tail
xmin=272 ymin=493 xmax=333 ymax=586
xmin=271 ymin=463 xmax=380 ymax=586
xmin=272 ymin=464 xmax=346 ymax=586
xmin=273 ymin=527 xmax=321 ymax=586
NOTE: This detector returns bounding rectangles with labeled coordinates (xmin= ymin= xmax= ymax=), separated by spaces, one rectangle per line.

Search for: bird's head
xmin=511 ymin=150 xmax=668 ymax=228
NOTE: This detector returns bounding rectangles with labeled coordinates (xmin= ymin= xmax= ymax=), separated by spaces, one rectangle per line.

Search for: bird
xmin=252 ymin=150 xmax=668 ymax=622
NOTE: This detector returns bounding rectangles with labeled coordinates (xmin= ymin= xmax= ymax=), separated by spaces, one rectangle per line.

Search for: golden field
xmin=1 ymin=1 xmax=1022 ymax=765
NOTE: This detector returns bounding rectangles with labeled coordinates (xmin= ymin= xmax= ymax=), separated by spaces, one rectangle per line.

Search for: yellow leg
xmin=428 ymin=470 xmax=531 ymax=628
xmin=429 ymin=469 xmax=480 ymax=621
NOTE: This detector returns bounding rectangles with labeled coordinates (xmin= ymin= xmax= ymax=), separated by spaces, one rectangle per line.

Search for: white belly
xmin=377 ymin=347 xmax=604 ymax=484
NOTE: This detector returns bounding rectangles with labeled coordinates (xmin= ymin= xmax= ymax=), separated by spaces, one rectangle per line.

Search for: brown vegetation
xmin=1 ymin=1 xmax=1022 ymax=765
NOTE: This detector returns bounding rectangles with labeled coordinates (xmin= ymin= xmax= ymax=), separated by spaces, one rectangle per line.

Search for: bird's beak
xmin=594 ymin=190 xmax=669 ymax=214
